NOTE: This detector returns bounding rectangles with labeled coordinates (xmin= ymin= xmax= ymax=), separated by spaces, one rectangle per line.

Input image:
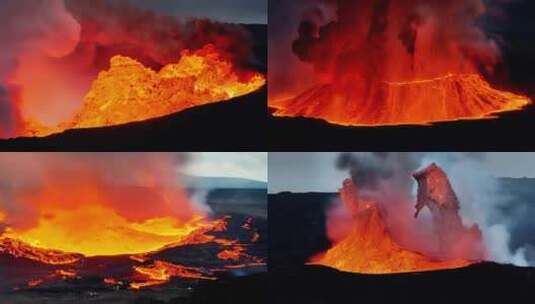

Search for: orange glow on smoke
xmin=311 ymin=179 xmax=474 ymax=273
xmin=15 ymin=44 xmax=265 ymax=137
xmin=0 ymin=156 xmax=222 ymax=259
xmin=270 ymin=1 xmax=531 ymax=126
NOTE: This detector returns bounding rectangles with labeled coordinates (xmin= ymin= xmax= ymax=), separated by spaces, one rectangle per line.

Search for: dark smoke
xmin=268 ymin=0 xmax=328 ymax=99
xmin=64 ymin=0 xmax=255 ymax=71
xmin=291 ymin=0 xmax=500 ymax=79
xmin=336 ymin=152 xmax=396 ymax=189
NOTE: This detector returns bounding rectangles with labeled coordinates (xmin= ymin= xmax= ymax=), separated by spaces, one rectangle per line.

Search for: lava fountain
xmin=0 ymin=0 xmax=265 ymax=139
xmin=311 ymin=163 xmax=485 ymax=273
xmin=270 ymin=0 xmax=531 ymax=126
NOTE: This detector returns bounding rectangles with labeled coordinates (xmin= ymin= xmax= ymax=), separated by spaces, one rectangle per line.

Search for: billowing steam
xmin=333 ymin=152 xmax=529 ymax=266
xmin=0 ymin=0 xmax=254 ymax=137
xmin=0 ymin=152 xmax=199 ymax=232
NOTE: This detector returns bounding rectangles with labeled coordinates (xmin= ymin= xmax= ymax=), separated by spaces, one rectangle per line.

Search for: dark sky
xmin=128 ymin=0 xmax=266 ymax=24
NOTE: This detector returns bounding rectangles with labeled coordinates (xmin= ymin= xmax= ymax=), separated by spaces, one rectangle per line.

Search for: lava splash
xmin=311 ymin=164 xmax=484 ymax=274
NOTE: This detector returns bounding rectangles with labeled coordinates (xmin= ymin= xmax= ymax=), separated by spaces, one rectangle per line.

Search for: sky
xmin=184 ymin=152 xmax=267 ymax=182
xmin=268 ymin=152 xmax=535 ymax=193
xmin=127 ymin=0 xmax=267 ymax=24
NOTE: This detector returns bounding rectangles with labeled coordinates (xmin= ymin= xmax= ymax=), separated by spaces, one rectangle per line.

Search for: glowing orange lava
xmin=19 ymin=44 xmax=265 ymax=137
xmin=311 ymin=179 xmax=474 ymax=273
xmin=271 ymin=73 xmax=530 ymax=126
xmin=270 ymin=0 xmax=532 ymax=126
xmin=130 ymin=261 xmax=215 ymax=289
xmin=0 ymin=155 xmax=225 ymax=260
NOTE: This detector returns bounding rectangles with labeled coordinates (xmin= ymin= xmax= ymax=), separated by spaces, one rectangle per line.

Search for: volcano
xmin=268 ymin=0 xmax=535 ymax=149
xmin=269 ymin=0 xmax=531 ymax=126
xmin=0 ymin=154 xmax=267 ymax=303
xmin=0 ymin=1 xmax=267 ymax=146
xmin=311 ymin=163 xmax=483 ymax=273
xmin=268 ymin=176 xmax=535 ymax=304
xmin=271 ymin=74 xmax=529 ymax=126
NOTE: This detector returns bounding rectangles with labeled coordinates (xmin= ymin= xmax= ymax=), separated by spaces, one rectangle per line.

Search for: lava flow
xmin=0 ymin=154 xmax=265 ymax=291
xmin=21 ymin=45 xmax=265 ymax=137
xmin=311 ymin=164 xmax=484 ymax=274
xmin=130 ymin=261 xmax=216 ymax=290
xmin=1 ymin=0 xmax=266 ymax=139
xmin=270 ymin=0 xmax=531 ymax=126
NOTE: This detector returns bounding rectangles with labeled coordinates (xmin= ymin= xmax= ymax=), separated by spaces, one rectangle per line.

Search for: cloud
xmin=182 ymin=152 xmax=267 ymax=182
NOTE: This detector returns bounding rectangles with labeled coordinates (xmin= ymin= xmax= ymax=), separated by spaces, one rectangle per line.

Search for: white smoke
xmin=417 ymin=153 xmax=529 ymax=266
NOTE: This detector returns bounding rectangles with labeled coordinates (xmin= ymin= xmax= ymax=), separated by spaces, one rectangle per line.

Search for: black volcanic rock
xmin=269 ymin=101 xmax=535 ymax=150
xmin=190 ymin=263 xmax=535 ymax=304
xmin=0 ymin=86 xmax=267 ymax=151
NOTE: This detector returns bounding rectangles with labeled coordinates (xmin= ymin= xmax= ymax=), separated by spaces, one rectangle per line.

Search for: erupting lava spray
xmin=270 ymin=0 xmax=531 ymax=125
xmin=0 ymin=0 xmax=265 ymax=138
xmin=0 ymin=153 xmax=210 ymax=258
xmin=312 ymin=153 xmax=487 ymax=273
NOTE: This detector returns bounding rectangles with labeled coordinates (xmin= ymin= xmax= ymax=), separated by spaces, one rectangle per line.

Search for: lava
xmin=1 ymin=0 xmax=266 ymax=139
xmin=130 ymin=261 xmax=215 ymax=289
xmin=270 ymin=0 xmax=531 ymax=126
xmin=21 ymin=45 xmax=265 ymax=137
xmin=0 ymin=153 xmax=218 ymax=259
xmin=0 ymin=238 xmax=83 ymax=265
xmin=312 ymin=164 xmax=483 ymax=273
xmin=272 ymin=74 xmax=530 ymax=126
xmin=218 ymin=246 xmax=246 ymax=261
xmin=0 ymin=154 xmax=266 ymax=292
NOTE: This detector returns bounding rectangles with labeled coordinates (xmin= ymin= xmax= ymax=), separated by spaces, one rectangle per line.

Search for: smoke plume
xmin=332 ymin=152 xmax=529 ymax=266
xmin=293 ymin=0 xmax=499 ymax=80
xmin=0 ymin=153 xmax=201 ymax=233
xmin=0 ymin=0 xmax=255 ymax=137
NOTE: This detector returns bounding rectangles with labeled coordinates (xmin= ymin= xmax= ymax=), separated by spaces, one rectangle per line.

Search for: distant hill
xmin=183 ymin=175 xmax=267 ymax=190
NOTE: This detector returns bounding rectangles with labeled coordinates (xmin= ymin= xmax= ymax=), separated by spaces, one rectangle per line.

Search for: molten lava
xmin=19 ymin=44 xmax=265 ymax=137
xmin=270 ymin=0 xmax=531 ymax=126
xmin=272 ymin=74 xmax=530 ymax=126
xmin=0 ymin=238 xmax=83 ymax=265
xmin=312 ymin=169 xmax=482 ymax=274
xmin=0 ymin=155 xmax=225 ymax=259
xmin=0 ymin=214 xmax=226 ymax=264
xmin=130 ymin=261 xmax=215 ymax=289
